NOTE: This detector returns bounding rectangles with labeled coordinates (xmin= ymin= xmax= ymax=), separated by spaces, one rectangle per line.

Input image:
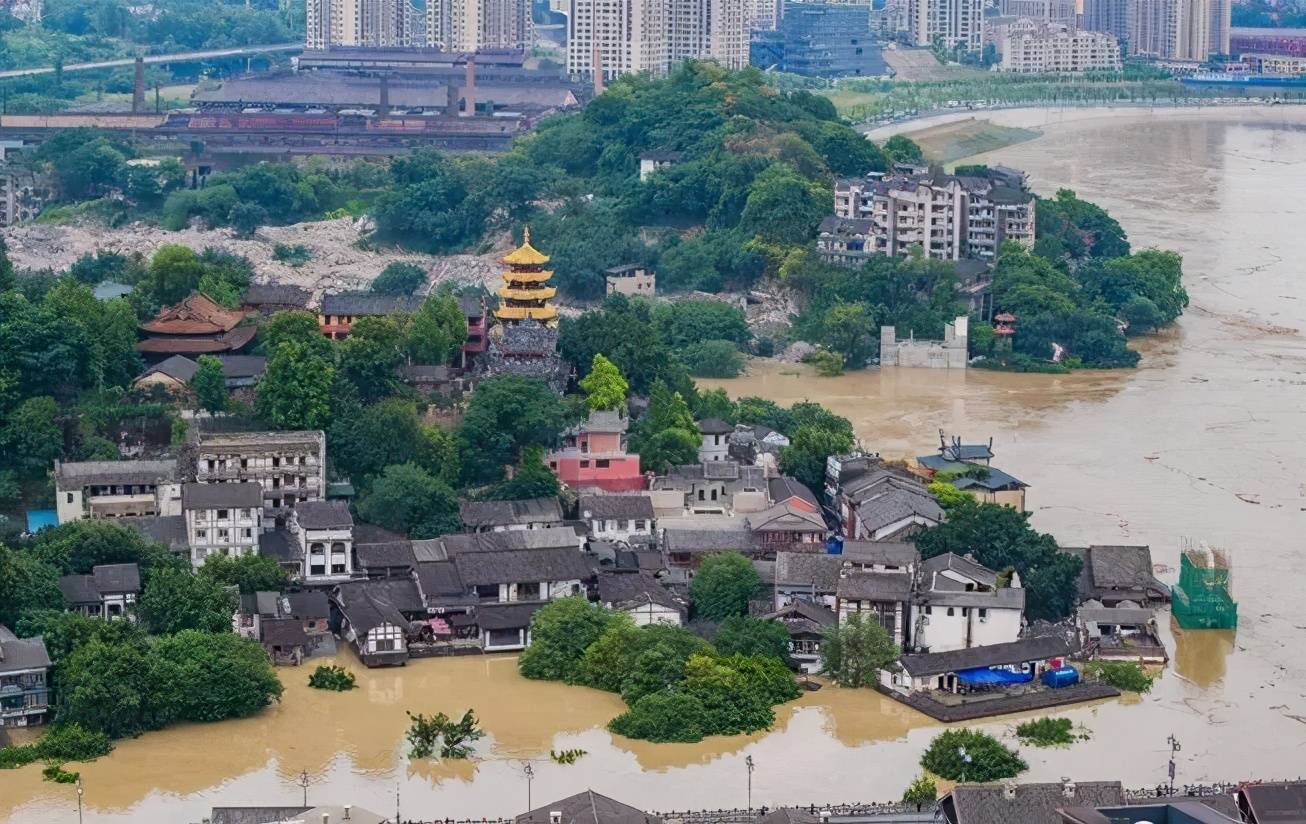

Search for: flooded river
xmin=6 ymin=107 xmax=1306 ymax=823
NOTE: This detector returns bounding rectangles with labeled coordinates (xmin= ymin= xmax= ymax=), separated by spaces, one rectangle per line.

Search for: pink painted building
xmin=548 ymin=410 xmax=646 ymax=493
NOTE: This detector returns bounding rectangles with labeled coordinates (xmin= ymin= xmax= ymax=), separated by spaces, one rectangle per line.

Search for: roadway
xmin=0 ymin=43 xmax=303 ymax=80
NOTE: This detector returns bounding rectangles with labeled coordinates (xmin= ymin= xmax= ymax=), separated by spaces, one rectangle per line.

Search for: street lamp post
xmin=957 ymin=747 xmax=973 ymax=784
xmin=524 ymin=762 xmax=535 ymax=812
xmin=76 ymin=777 xmax=83 ymax=824
xmin=745 ymin=755 xmax=755 ymax=814
xmin=298 ymin=769 xmax=310 ymax=807
xmin=1166 ymin=734 xmax=1182 ymax=795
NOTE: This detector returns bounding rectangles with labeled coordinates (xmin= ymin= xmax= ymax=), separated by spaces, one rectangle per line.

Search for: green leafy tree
xmin=0 ymin=545 xmax=62 ymax=628
xmin=486 ymin=446 xmax=560 ymax=501
xmin=579 ymin=354 xmax=628 ymax=411
xmin=338 ymin=316 xmax=405 ymax=402
xmin=190 ymin=355 xmax=228 ymax=414
xmin=371 ymin=262 xmax=429 ymax=295
xmin=137 ymin=566 xmax=237 ymax=635
xmin=780 ymin=422 xmax=855 ymax=490
xmin=356 ymin=462 xmax=461 ymax=538
xmin=329 ymin=398 xmax=460 ymax=485
xmin=26 ymin=520 xmax=175 ymax=575
xmin=145 ymin=244 xmax=207 ymax=306
xmin=458 ymin=375 xmax=568 ymax=484
xmin=714 ymin=615 xmax=791 ymax=661
xmin=652 ymin=300 xmax=751 ymax=349
xmin=914 ymin=500 xmax=1082 ymax=621
xmin=740 ymin=164 xmax=829 ymax=246
xmin=920 ymin=728 xmax=1028 ymax=782
xmin=608 ymin=690 xmax=709 ymax=743
xmin=820 ymin=614 xmax=900 ymax=688
xmin=681 ymin=340 xmax=744 ymax=378
xmin=677 ymin=653 xmax=776 ymax=736
xmin=228 ymin=202 xmax=268 ymax=238
xmin=689 ymin=552 xmax=761 ymax=621
xmin=198 ymin=553 xmax=289 ymax=595
xmin=256 ymin=341 xmax=336 ymax=431
xmin=882 ymin=135 xmax=924 ymax=165
xmin=149 ymin=630 xmax=283 ymax=723
xmin=58 ymin=639 xmax=160 ymax=738
xmin=0 ymin=237 xmax=14 ymax=292
xmin=308 ymin=664 xmax=357 ymax=691
xmin=2 ymin=396 xmax=62 ymax=477
xmin=821 ymin=302 xmax=877 ymax=366
xmin=406 ymin=291 xmax=467 ymax=364
xmin=903 ymin=775 xmax=938 ymax=811
xmin=518 ymin=597 xmax=616 ymax=683
xmin=259 ymin=310 xmax=333 ymax=361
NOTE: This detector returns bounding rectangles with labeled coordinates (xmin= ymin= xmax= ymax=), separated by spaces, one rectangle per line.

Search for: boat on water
xmin=1182 ymin=72 xmax=1306 ymax=88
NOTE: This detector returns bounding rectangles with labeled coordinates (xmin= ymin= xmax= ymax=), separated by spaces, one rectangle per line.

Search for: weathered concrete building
xmin=182 ymin=482 xmax=266 ymax=569
xmin=192 ymin=430 xmax=328 ymax=516
xmin=54 ymin=460 xmax=183 ymax=524
xmin=880 ymin=316 xmax=969 ymax=368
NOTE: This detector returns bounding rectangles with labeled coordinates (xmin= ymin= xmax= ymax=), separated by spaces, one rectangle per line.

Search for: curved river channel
xmin=6 ymin=106 xmax=1306 ymax=823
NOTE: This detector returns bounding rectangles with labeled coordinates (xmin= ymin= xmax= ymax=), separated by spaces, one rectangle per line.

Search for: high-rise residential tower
xmin=427 ymin=0 xmax=532 ymax=50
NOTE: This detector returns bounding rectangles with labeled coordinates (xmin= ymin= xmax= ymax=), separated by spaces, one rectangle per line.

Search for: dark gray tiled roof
xmin=1087 ymin=545 xmax=1159 ymax=589
xmin=855 ymin=487 xmax=944 ymax=533
xmin=140 ymin=354 xmax=198 ymax=382
xmin=840 ymin=540 xmax=917 ymax=568
xmin=458 ymin=497 xmax=564 ymax=528
xmin=922 ymin=553 xmax=999 ymax=588
xmin=355 ymin=541 xmax=417 ymax=571
xmin=261 ymin=617 xmax=309 ymax=647
xmin=757 ymin=809 xmax=820 ymax=824
xmin=259 ymin=529 xmax=302 ymax=563
xmin=58 ymin=574 xmax=99 ymax=605
xmin=0 ymin=627 xmax=51 ymax=673
xmin=415 ymin=561 xmax=468 ymax=602
xmin=900 ymin=634 xmax=1073 ymax=677
xmin=818 ymin=215 xmax=874 ymax=235
xmin=1237 ymin=781 xmax=1306 ymax=823
xmin=837 ymin=572 xmax=913 ymax=603
xmin=517 ymin=790 xmax=663 ymax=824
xmin=662 ymin=527 xmax=762 ymax=554
xmin=579 ymin=494 xmax=655 ymax=521
xmin=919 ymin=587 xmax=1025 ymax=610
xmin=696 ymin=417 xmax=733 ymax=435
xmin=335 ymin=579 xmax=422 ymax=635
xmin=284 ymin=591 xmax=330 ymax=619
xmin=120 ymin=515 xmax=189 ymax=551
xmin=477 ymin=601 xmax=544 ymax=631
xmin=578 ymin=409 xmax=629 ymax=434
xmin=440 ymin=526 xmax=581 ymax=555
xmin=54 ymin=459 xmax=178 ymax=490
xmin=774 ymin=551 xmax=842 ymax=592
xmin=210 ymin=807 xmax=311 ymax=824
xmin=321 ymin=292 xmax=424 ymax=316
xmin=295 ymin=500 xmax=354 ymax=530
xmin=216 ymin=355 xmax=267 ymax=379
xmin=454 ymin=548 xmax=595 ymax=586
xmin=944 ymin=781 xmax=1124 ymax=824
xmin=747 ymin=502 xmax=826 ymax=533
xmin=597 ymin=572 xmax=683 ymax=612
xmin=183 ymin=481 xmax=264 ymax=510
xmin=764 ymin=599 xmax=838 ymax=632
xmin=92 ymin=563 xmax=141 ymax=594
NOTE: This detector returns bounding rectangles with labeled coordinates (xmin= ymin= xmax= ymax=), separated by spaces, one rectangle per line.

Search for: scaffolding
xmin=1171 ymin=544 xmax=1238 ymax=630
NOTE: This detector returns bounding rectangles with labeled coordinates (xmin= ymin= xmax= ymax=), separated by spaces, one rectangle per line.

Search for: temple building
xmin=494 ymin=227 xmax=558 ymax=326
xmin=137 ymin=293 xmax=256 ymax=360
xmin=479 ymin=229 xmax=569 ymax=391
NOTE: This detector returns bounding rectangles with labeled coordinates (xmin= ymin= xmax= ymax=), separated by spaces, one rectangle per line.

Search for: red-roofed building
xmin=137 ymin=293 xmax=255 ymax=359
xmin=547 ymin=410 xmax=646 ymax=493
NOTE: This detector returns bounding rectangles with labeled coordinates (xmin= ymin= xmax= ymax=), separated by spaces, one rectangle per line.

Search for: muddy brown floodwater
xmin=7 ymin=107 xmax=1306 ymax=823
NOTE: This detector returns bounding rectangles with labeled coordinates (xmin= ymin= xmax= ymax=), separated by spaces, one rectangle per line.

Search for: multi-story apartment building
xmin=54 ymin=460 xmax=183 ymax=524
xmin=999 ymin=0 xmax=1076 ymax=25
xmin=0 ymin=627 xmax=50 ymax=728
xmin=1082 ymin=0 xmax=1129 ymax=42
xmin=567 ymin=0 xmax=764 ymax=79
xmin=192 ymin=431 xmax=327 ymax=516
xmin=305 ymin=0 xmax=421 ymax=48
xmin=1001 ymin=21 xmax=1123 ymax=73
xmin=1239 ymin=52 xmax=1306 ymax=75
xmin=427 ymin=0 xmax=531 ymax=50
xmin=825 ymin=167 xmax=1035 ymax=265
xmin=1123 ymin=0 xmax=1228 ymax=59
xmin=182 ymin=482 xmax=265 ymax=569
xmin=750 ymin=2 xmax=885 ymax=77
xmin=908 ymin=0 xmax=984 ymax=52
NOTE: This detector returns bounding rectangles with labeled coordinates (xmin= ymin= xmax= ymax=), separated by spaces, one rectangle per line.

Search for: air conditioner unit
xmin=979 ymin=616 xmax=989 ymax=623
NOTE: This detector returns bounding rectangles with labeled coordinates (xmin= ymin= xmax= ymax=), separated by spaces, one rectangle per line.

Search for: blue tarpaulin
xmin=25 ymin=509 xmax=58 ymax=534
xmin=955 ymin=667 xmax=1033 ymax=686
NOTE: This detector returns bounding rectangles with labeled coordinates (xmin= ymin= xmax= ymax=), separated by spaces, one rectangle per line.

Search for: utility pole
xmin=957 ymin=747 xmax=973 ymax=784
xmin=1166 ymin=734 xmax=1182 ymax=794
xmin=298 ymin=769 xmax=310 ymax=807
xmin=76 ymin=777 xmax=84 ymax=824
xmin=524 ymin=762 xmax=534 ymax=812
xmin=395 ymin=782 xmax=401 ymax=824
xmin=745 ymin=755 xmax=755 ymax=814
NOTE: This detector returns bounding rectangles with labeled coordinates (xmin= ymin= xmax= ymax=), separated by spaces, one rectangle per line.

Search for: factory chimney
xmin=462 ymin=59 xmax=476 ymax=117
xmin=592 ymin=46 xmax=605 ymax=96
xmin=132 ymin=57 xmax=145 ymax=114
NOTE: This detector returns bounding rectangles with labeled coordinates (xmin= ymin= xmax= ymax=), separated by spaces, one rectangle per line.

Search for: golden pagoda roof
xmin=499 ymin=285 xmax=558 ymax=301
xmin=495 ymin=304 xmax=559 ymax=322
xmin=501 ymin=226 xmax=550 ymax=267
xmin=503 ymin=269 xmax=554 ymax=283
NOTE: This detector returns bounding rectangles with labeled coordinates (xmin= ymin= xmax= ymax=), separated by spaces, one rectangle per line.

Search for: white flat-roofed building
xmin=1001 ymin=20 xmax=1123 ymax=73
xmin=54 ymin=460 xmax=182 ymax=524
xmin=182 ymin=482 xmax=265 ymax=569
xmin=290 ymin=500 xmax=356 ymax=583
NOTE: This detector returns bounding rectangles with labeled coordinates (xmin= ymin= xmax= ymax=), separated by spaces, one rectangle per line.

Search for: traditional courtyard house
xmin=458 ymin=497 xmax=565 ymax=533
xmin=774 ymin=550 xmax=842 ymax=609
xmin=518 ymin=789 xmax=664 ymax=824
xmin=548 ymin=410 xmax=646 ymax=493
xmin=233 ymin=591 xmax=333 ymax=664
xmin=746 ymin=502 xmax=827 ymax=548
xmin=0 ymin=626 xmax=51 ymax=728
xmin=763 ymin=600 xmax=837 ymax=674
xmin=120 ymin=514 xmax=190 ymax=557
xmin=215 ymin=355 xmax=267 ymax=393
xmin=768 ymin=476 xmax=817 ymax=512
xmin=834 ymin=467 xmax=944 ymax=541
xmin=660 ymin=526 xmax=764 ymax=569
xmin=637 ymin=149 xmax=682 ymax=181
xmin=886 ymin=633 xmax=1072 ymax=695
xmin=397 ymin=365 xmax=459 ymax=396
xmin=137 ymin=292 xmax=255 ymax=360
xmin=578 ymin=494 xmax=656 ymax=544
xmin=58 ymin=563 xmax=141 ymax=620
xmin=452 ymin=547 xmax=594 ymax=606
xmin=915 ymin=434 xmax=1027 ymax=511
xmin=940 ymin=780 xmax=1126 ymax=824
xmin=334 ymin=578 xmax=422 ymax=666
xmin=354 ymin=540 xmax=419 ymax=579
xmin=54 ymin=459 xmax=182 ymax=524
xmin=193 ymin=430 xmax=327 ymax=516
xmin=439 ymin=526 xmax=586 ymax=555
xmin=649 ymin=462 xmax=769 ymax=517
xmin=257 ymin=528 xmax=304 ymax=577
xmin=838 ymin=540 xmax=917 ymax=575
xmin=133 ymin=354 xmax=199 ymax=396
xmin=912 ymin=552 xmax=1024 ymax=653
xmin=836 ymin=571 xmax=913 ymax=646
xmin=696 ymin=417 xmax=733 ymax=463
xmin=241 ymin=284 xmax=311 ymax=316
xmin=1076 ymin=599 xmax=1167 ymax=664
xmin=597 ymin=571 xmax=685 ymax=626
xmin=318 ymin=292 xmax=424 ymax=340
xmin=1237 ymin=781 xmax=1306 ymax=823
xmin=182 ymin=482 xmax=265 ymax=569
xmin=289 ymin=500 xmax=356 ymax=583
xmin=1062 ymin=544 xmax=1170 ymax=606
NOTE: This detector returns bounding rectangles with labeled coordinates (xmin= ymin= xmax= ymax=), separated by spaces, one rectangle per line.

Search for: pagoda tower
xmin=495 ymin=227 xmax=558 ymax=327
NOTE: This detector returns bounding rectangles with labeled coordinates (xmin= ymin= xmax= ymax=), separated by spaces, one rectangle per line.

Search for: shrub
xmin=1084 ymin=660 xmax=1155 ymax=693
xmin=608 ymin=691 xmax=709 ymax=743
xmin=903 ymin=775 xmax=938 ymax=810
xmin=308 ymin=665 xmax=357 ymax=692
xmin=1014 ymin=717 xmax=1086 ymax=747
xmin=272 ymin=243 xmax=312 ymax=266
xmin=807 ymin=350 xmax=845 ymax=376
xmin=371 ymin=261 xmax=428 ymax=295
xmin=920 ymin=728 xmax=1027 ymax=782
xmin=680 ymin=340 xmax=745 ymax=378
xmin=0 ymin=723 xmax=113 ymax=771
xmin=405 ymin=709 xmax=484 ymax=759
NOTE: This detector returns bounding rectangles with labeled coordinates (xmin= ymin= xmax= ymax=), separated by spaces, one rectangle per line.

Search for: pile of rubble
xmin=0 ymin=216 xmax=508 ymax=301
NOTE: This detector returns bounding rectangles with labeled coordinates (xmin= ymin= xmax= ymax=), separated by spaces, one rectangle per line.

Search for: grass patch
xmin=1084 ymin=661 xmax=1156 ymax=693
xmin=35 ymin=198 xmax=131 ymax=227
xmin=901 ymin=118 xmax=1042 ymax=164
xmin=1015 ymin=717 xmax=1089 ymax=747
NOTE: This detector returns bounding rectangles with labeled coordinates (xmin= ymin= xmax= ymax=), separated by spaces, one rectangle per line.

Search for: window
xmin=240 ymin=458 xmax=248 ymax=468
xmin=946 ymin=607 xmax=955 ymax=617
xmin=979 ymin=608 xmax=988 ymax=619
xmin=697 ymin=489 xmax=705 ymax=501
xmin=580 ymin=460 xmax=590 ymax=468
xmin=596 ymin=459 xmax=610 ymax=468
xmin=310 ymin=563 xmax=326 ymax=576
xmin=924 ymin=605 xmax=932 ymax=615
xmin=299 ymin=456 xmax=306 ymax=466
xmin=331 ymin=562 xmax=346 ymax=574
xmin=66 ymin=492 xmax=74 ymax=504
xmin=196 ymin=529 xmax=207 ymax=539
xmin=375 ymin=637 xmax=397 ymax=652
xmin=272 ymin=457 xmax=281 ymax=468
xmin=962 ymin=607 xmax=970 ymax=617
xmin=218 ymin=529 xmax=229 ymax=540
xmin=243 ymin=528 xmax=252 ymax=539
xmin=217 ymin=509 xmax=228 ymax=519
xmin=634 ymin=520 xmax=646 ymax=530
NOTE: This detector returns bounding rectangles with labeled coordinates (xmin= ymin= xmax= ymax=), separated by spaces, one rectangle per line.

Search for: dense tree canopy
xmin=689 ymin=552 xmax=762 ymax=621
xmin=356 ymin=462 xmax=461 ymax=539
xmin=458 ymin=376 xmax=569 ymax=484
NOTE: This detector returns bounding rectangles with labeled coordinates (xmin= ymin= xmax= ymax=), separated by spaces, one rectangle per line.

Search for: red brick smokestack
xmin=592 ymin=45 xmax=605 ymax=96
xmin=462 ymin=59 xmax=476 ymax=117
